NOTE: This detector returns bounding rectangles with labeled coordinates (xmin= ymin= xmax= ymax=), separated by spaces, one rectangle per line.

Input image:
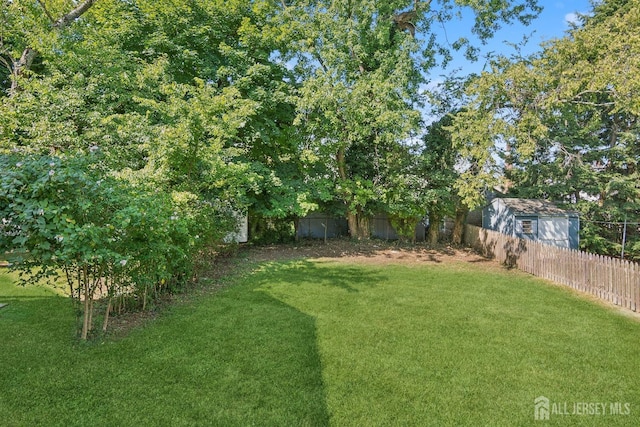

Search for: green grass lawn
xmin=1 ymin=256 xmax=640 ymax=426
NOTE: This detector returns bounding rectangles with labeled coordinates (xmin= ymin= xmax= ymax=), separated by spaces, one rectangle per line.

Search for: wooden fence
xmin=464 ymin=225 xmax=640 ymax=312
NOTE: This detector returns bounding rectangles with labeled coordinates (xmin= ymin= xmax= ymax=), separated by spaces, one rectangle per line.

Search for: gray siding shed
xmin=482 ymin=198 xmax=580 ymax=249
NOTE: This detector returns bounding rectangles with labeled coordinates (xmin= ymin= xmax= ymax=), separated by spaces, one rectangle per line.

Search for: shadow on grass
xmin=467 ymin=257 xmax=494 ymax=263
xmin=96 ymin=280 xmax=331 ymax=426
xmin=254 ymin=259 xmax=387 ymax=293
xmin=0 ymin=274 xmax=331 ymax=426
xmin=0 ymin=294 xmax=67 ymax=300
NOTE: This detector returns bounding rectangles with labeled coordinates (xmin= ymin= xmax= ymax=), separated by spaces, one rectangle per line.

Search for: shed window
xmin=521 ymin=220 xmax=533 ymax=234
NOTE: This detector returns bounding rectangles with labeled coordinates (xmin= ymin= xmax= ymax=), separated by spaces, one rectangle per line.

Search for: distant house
xmin=482 ymin=198 xmax=580 ymax=249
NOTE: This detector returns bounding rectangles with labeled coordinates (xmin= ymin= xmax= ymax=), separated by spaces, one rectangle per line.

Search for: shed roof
xmin=496 ymin=198 xmax=579 ymax=216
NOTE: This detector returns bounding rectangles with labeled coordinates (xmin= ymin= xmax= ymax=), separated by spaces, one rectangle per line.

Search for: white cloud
xmin=564 ymin=12 xmax=580 ymax=26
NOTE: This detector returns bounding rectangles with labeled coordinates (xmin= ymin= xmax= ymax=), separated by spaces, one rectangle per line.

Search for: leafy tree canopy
xmin=451 ymin=0 xmax=640 ymax=258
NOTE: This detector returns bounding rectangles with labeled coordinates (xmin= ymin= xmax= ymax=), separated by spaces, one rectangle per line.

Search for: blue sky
xmin=429 ymin=0 xmax=594 ymax=78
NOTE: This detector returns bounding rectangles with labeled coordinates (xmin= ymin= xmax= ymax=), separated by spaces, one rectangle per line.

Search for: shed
xmin=224 ymin=211 xmax=248 ymax=243
xmin=482 ymin=198 xmax=580 ymax=249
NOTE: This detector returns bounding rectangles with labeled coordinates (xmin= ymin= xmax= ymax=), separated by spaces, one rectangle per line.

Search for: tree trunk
xmin=52 ymin=0 xmax=97 ymax=29
xmin=10 ymin=48 xmax=37 ymax=95
xmin=293 ymin=217 xmax=300 ymax=242
xmin=81 ymin=269 xmax=91 ymax=340
xmin=427 ymin=213 xmax=441 ymax=246
xmin=451 ymin=206 xmax=468 ymax=245
xmin=142 ymin=286 xmax=148 ymax=311
xmin=346 ymin=210 xmax=370 ymax=240
xmin=102 ymin=298 xmax=112 ymax=332
xmin=357 ymin=213 xmax=370 ymax=239
xmin=336 ymin=146 xmax=371 ymax=239
xmin=249 ymin=215 xmax=259 ymax=242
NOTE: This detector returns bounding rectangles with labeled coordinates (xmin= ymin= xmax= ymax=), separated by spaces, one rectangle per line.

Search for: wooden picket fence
xmin=464 ymin=225 xmax=640 ymax=312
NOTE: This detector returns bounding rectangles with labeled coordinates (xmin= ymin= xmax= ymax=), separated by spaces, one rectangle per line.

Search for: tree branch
xmin=1 ymin=30 xmax=15 ymax=74
xmin=10 ymin=48 xmax=37 ymax=94
xmin=36 ymin=0 xmax=56 ymax=24
xmin=312 ymin=51 xmax=328 ymax=73
xmin=9 ymin=0 xmax=98 ymax=95
xmin=0 ymin=56 xmax=11 ymax=73
xmin=54 ymin=0 xmax=97 ymax=29
xmin=567 ymin=100 xmax=616 ymax=107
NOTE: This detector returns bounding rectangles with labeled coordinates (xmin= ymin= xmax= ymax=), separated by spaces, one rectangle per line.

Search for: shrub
xmin=0 ymin=153 xmax=235 ymax=339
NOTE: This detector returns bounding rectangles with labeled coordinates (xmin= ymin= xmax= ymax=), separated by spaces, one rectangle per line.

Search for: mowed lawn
xmin=1 ymin=256 xmax=640 ymax=426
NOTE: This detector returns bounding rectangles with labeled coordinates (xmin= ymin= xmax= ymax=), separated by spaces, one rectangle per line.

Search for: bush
xmin=0 ymin=153 xmax=235 ymax=339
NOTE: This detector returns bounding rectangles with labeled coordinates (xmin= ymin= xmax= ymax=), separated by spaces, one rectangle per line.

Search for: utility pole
xmin=621 ymin=215 xmax=627 ymax=259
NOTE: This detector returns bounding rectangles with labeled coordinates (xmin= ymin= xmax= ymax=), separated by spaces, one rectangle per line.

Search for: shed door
xmin=539 ymin=216 xmax=569 ymax=248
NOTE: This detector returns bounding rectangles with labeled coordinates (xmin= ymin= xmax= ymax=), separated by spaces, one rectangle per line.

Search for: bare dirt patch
xmin=239 ymin=238 xmax=502 ymax=269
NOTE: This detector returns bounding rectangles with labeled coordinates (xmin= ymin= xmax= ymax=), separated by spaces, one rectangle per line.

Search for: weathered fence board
xmin=464 ymin=225 xmax=640 ymax=312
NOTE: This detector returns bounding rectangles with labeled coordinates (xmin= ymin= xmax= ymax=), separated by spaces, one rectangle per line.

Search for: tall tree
xmin=0 ymin=0 xmax=302 ymax=336
xmin=1 ymin=0 xmax=294 ymax=197
xmin=283 ymin=0 xmax=541 ymax=239
xmin=421 ymin=112 xmax=470 ymax=244
xmin=451 ymin=0 xmax=640 ymax=258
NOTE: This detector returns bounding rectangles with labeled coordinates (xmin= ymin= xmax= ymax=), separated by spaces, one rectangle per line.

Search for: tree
xmin=2 ymin=0 xmax=297 ymax=212
xmin=285 ymin=0 xmax=421 ymax=238
xmin=282 ymin=0 xmax=541 ymax=239
xmin=382 ymin=139 xmax=429 ymax=243
xmin=0 ymin=153 xmax=233 ymax=339
xmin=421 ymin=112 xmax=470 ymax=245
xmin=0 ymin=0 xmax=298 ymax=336
xmin=451 ymin=0 xmax=640 ymax=258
